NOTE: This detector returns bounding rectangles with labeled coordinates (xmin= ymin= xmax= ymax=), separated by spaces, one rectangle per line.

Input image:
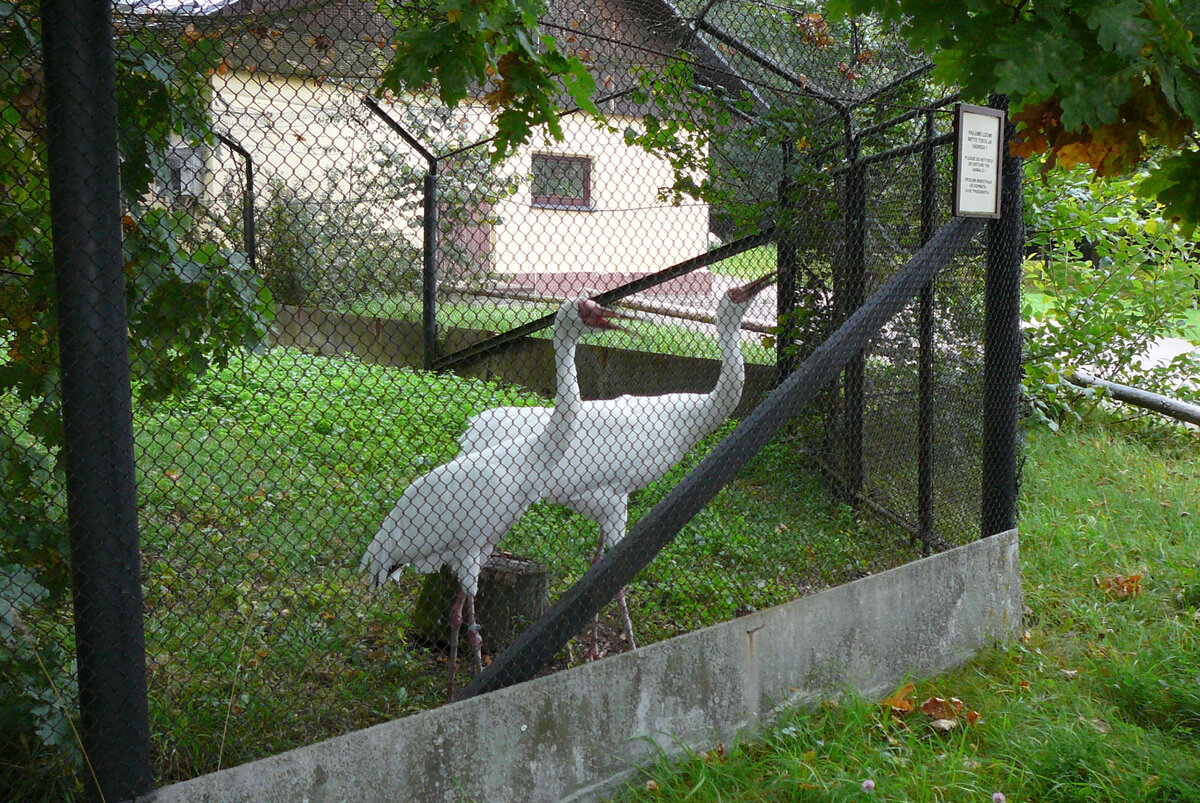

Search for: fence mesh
xmin=2 ymin=0 xmax=1023 ymax=795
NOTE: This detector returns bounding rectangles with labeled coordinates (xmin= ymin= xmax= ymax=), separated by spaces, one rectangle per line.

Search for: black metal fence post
xmin=423 ymin=166 xmax=440 ymax=370
xmin=776 ymin=139 xmax=798 ymax=380
xmin=982 ymin=94 xmax=1024 ymax=536
xmin=215 ymin=132 xmax=256 ymax=274
xmin=917 ymin=109 xmax=937 ymax=549
xmin=362 ymin=95 xmax=441 ymax=369
xmin=41 ymin=0 xmax=152 ymax=798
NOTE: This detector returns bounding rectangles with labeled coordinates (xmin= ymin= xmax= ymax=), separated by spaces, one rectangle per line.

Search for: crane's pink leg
xmin=587 ymin=544 xmax=604 ymax=661
xmin=465 ymin=593 xmax=483 ymax=674
xmin=616 ymin=587 xmax=636 ymax=650
xmin=446 ymin=588 xmax=467 ymax=701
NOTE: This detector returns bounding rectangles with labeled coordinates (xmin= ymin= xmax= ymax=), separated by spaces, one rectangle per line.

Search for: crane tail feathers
xmin=359 ymin=532 xmax=399 ymax=590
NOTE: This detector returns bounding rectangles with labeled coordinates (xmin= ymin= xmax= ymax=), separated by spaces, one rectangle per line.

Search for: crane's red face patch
xmin=577 ymin=299 xmax=627 ymax=330
xmin=728 ymin=271 xmax=777 ymax=304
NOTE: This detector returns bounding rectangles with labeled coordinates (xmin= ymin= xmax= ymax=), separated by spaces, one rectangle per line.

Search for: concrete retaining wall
xmin=272 ymin=305 xmax=776 ymax=419
xmin=146 ymin=529 xmax=1020 ymax=803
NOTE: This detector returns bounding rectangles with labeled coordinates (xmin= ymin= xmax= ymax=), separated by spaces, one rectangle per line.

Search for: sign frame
xmin=952 ymin=103 xmax=1005 ymax=219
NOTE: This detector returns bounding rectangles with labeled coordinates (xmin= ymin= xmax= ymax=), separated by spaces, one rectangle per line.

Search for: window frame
xmin=163 ymin=141 xmax=205 ymax=204
xmin=530 ymin=153 xmax=592 ymax=209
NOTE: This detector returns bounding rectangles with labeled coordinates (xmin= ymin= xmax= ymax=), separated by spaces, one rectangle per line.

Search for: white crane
xmin=360 ymin=298 xmax=624 ymax=699
xmin=458 ymin=271 xmax=776 ymax=657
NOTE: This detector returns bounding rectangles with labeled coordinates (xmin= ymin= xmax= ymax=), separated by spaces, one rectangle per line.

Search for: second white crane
xmin=360 ymin=298 xmax=624 ymax=699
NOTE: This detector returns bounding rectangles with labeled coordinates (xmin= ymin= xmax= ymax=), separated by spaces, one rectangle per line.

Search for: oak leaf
xmin=919 ymin=696 xmax=964 ymax=720
xmin=880 ymin=682 xmax=916 ymax=715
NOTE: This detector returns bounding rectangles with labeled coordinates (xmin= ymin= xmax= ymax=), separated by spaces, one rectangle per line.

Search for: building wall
xmin=208 ymin=73 xmax=419 ymax=234
xmin=207 ymin=73 xmax=710 ymax=295
xmin=492 ymin=113 xmax=711 ymax=294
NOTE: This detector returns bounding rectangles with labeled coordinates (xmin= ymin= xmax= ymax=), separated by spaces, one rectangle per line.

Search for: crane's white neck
xmin=699 ymin=306 xmax=746 ymax=431
xmin=535 ymin=317 xmax=583 ymax=463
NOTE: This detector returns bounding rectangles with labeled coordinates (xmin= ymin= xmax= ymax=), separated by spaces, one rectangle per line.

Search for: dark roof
xmin=116 ymin=0 xmax=759 ymax=108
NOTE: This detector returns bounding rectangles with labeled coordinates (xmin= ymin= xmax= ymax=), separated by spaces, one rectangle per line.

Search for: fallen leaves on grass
xmin=1096 ymin=573 xmax=1143 ymax=599
xmin=880 ymin=682 xmax=916 ymax=716
xmin=878 ymin=685 xmax=980 ymax=731
xmin=919 ymin=696 xmax=964 ymax=720
xmin=922 ymin=696 xmax=967 ymax=733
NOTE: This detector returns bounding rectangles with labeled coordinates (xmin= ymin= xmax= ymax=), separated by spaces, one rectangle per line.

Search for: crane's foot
xmin=466 ymin=593 xmax=483 ymax=675
xmin=586 ymin=546 xmax=605 ymax=662
xmin=586 ymin=615 xmax=602 ymax=662
xmin=616 ymin=587 xmax=637 ymax=650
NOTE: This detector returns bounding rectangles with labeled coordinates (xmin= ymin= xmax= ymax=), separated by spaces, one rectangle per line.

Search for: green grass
xmin=708 ymin=244 xmax=778 ymax=280
xmin=613 ymin=422 xmax=1200 ymax=802
xmin=111 ymin=347 xmax=923 ymax=784
xmin=351 ymin=294 xmax=556 ymax=333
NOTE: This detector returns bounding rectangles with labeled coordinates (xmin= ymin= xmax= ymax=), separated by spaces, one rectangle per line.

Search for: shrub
xmin=256 ymin=178 xmax=421 ymax=308
xmin=1023 ymin=165 xmax=1200 ymax=429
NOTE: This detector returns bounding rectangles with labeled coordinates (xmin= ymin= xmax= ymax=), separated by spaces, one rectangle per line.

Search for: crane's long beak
xmin=578 ymin=298 xmax=631 ymax=331
xmin=730 ymin=271 xmax=777 ymax=303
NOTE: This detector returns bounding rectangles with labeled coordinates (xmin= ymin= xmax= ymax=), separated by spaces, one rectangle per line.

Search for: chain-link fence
xmin=2 ymin=0 xmax=1022 ymax=797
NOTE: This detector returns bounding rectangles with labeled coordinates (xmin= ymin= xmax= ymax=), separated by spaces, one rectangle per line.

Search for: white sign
xmin=953 ymin=104 xmax=1004 ymax=219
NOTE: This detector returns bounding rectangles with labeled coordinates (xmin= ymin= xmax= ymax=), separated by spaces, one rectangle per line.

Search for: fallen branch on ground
xmin=1066 ymin=370 xmax=1200 ymax=427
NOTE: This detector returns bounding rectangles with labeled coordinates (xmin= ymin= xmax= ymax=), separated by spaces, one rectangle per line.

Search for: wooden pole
xmin=1067 ymin=371 xmax=1200 ymax=426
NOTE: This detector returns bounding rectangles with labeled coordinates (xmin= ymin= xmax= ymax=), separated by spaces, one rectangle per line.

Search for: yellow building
xmin=136 ymin=0 xmax=753 ymax=298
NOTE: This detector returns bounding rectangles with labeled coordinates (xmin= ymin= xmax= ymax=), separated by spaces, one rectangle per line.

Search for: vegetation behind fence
xmin=1 ymin=0 xmax=1023 ymax=798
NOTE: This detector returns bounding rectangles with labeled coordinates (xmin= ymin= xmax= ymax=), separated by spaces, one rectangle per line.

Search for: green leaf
xmin=989 ymin=23 xmax=1080 ymax=99
xmin=1087 ymin=0 xmax=1156 ymax=58
xmin=1157 ymin=61 xmax=1200 ymax=123
xmin=1137 ymin=150 xmax=1200 ymax=236
xmin=1 ymin=564 xmax=49 ymax=639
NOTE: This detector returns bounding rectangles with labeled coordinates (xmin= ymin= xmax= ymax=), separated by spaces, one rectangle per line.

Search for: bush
xmin=257 ymin=178 xmax=421 ymax=308
xmin=1023 ymin=165 xmax=1200 ymax=429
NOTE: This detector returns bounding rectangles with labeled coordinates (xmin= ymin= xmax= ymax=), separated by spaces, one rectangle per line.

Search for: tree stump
xmin=410 ymin=551 xmax=549 ymax=654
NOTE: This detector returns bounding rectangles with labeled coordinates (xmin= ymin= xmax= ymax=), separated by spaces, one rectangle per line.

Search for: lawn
xmin=341 ymin=241 xmax=783 ymax=365
xmin=613 ymin=421 xmax=1200 ymax=802
xmin=116 ymin=346 xmax=925 ymax=785
xmin=16 ymin=320 xmax=1186 ymax=799
xmin=709 ymin=244 xmax=778 ymax=281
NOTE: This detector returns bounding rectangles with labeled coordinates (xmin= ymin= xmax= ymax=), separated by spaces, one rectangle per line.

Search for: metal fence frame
xmin=42 ymin=0 xmax=152 ymax=798
xmin=38 ymin=5 xmax=1022 ymax=798
xmin=363 ymin=76 xmax=1006 ymax=550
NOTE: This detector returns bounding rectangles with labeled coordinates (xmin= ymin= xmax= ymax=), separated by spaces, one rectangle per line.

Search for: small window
xmin=531 ymin=153 xmax=591 ymax=208
xmin=163 ymin=142 xmax=205 ymax=203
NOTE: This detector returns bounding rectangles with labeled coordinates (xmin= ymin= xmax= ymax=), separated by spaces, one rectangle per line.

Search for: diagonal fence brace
xmin=458 ymin=214 xmax=986 ymax=700
xmin=433 ymin=227 xmax=777 ymax=371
